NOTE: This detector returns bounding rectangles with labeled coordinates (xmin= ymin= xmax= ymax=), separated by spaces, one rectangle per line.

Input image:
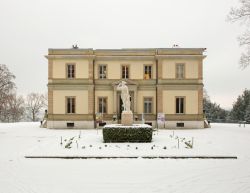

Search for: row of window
xmin=99 ymin=64 xmax=152 ymax=79
xmin=66 ymin=97 xmax=185 ymax=114
xmin=66 ymin=64 xmax=185 ymax=79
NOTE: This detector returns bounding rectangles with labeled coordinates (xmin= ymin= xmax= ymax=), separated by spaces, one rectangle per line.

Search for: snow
xmin=103 ymin=123 xmax=152 ymax=128
xmin=0 ymin=122 xmax=250 ymax=193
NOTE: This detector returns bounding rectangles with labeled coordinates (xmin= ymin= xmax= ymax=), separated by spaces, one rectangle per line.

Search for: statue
xmin=117 ymin=81 xmax=131 ymax=112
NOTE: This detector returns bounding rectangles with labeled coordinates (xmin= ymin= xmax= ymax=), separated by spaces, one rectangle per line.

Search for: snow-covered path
xmin=0 ymin=122 xmax=250 ymax=193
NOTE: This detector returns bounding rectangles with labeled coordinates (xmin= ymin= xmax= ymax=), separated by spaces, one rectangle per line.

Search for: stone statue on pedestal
xmin=117 ymin=81 xmax=133 ymax=126
xmin=117 ymin=81 xmax=131 ymax=112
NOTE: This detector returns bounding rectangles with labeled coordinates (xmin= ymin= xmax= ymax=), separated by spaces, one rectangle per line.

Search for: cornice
xmin=156 ymin=55 xmax=206 ymax=60
xmin=45 ymin=55 xmax=95 ymax=60
xmin=95 ymin=55 xmax=155 ymax=61
xmin=46 ymin=48 xmax=206 ymax=60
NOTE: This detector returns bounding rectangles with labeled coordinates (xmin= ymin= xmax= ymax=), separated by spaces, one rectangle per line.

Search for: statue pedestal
xmin=121 ymin=111 xmax=133 ymax=126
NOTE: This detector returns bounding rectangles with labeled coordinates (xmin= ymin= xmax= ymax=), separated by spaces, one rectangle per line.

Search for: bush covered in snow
xmin=103 ymin=124 xmax=153 ymax=143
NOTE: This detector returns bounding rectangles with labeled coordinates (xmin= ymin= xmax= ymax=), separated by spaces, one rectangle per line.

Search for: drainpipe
xmin=156 ymin=50 xmax=158 ymax=127
xmin=93 ymin=58 xmax=96 ymax=128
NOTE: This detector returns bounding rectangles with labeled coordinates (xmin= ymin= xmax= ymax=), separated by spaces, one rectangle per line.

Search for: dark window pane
xmin=67 ymin=64 xmax=75 ymax=78
xmin=98 ymin=98 xmax=107 ymax=113
xmin=72 ymin=98 xmax=75 ymax=113
xmin=176 ymin=98 xmax=179 ymax=113
xmin=144 ymin=66 xmax=152 ymax=79
xmin=180 ymin=98 xmax=184 ymax=113
xmin=122 ymin=66 xmax=129 ymax=79
xmin=144 ymin=98 xmax=152 ymax=114
xmin=67 ymin=101 xmax=70 ymax=113
xmin=99 ymin=65 xmax=107 ymax=79
xmin=176 ymin=97 xmax=184 ymax=114
xmin=148 ymin=103 xmax=152 ymax=113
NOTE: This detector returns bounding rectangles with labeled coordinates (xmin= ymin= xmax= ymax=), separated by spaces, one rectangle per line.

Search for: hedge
xmin=102 ymin=124 xmax=153 ymax=143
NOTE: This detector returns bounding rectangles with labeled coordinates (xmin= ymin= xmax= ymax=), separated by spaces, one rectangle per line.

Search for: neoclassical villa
xmin=45 ymin=48 xmax=206 ymax=129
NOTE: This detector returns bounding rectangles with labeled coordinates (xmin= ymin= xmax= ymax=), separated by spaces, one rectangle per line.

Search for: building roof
xmin=45 ymin=47 xmax=206 ymax=60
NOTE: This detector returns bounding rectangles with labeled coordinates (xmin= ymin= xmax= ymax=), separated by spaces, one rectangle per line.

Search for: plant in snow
xmin=65 ymin=141 xmax=72 ymax=149
xmin=60 ymin=136 xmax=62 ymax=145
xmin=76 ymin=140 xmax=78 ymax=149
xmin=184 ymin=141 xmax=193 ymax=149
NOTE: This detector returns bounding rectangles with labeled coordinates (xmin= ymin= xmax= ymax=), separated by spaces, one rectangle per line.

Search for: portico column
xmin=134 ymin=87 xmax=137 ymax=114
xmin=113 ymin=86 xmax=117 ymax=114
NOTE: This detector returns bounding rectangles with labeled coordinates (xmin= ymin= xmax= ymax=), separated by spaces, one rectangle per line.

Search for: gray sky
xmin=1 ymin=0 xmax=249 ymax=109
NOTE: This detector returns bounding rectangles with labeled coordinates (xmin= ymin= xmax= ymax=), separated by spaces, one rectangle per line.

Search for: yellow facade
xmin=95 ymin=91 xmax=114 ymax=114
xmin=95 ymin=60 xmax=156 ymax=79
xmin=137 ymin=90 xmax=156 ymax=114
xmin=53 ymin=90 xmax=89 ymax=114
xmin=46 ymin=48 xmax=206 ymax=129
xmin=52 ymin=59 xmax=89 ymax=79
xmin=162 ymin=59 xmax=199 ymax=79
xmin=163 ymin=90 xmax=198 ymax=114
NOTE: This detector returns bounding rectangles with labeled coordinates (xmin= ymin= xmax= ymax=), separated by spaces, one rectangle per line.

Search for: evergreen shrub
xmin=103 ymin=124 xmax=153 ymax=143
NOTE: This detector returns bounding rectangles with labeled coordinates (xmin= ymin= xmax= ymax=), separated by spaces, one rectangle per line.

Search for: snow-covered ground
xmin=0 ymin=122 xmax=250 ymax=193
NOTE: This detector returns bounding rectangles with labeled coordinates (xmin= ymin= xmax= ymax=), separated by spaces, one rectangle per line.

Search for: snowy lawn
xmin=0 ymin=122 xmax=250 ymax=193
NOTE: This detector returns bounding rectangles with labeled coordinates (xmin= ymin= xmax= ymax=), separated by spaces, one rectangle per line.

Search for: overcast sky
xmin=0 ymin=0 xmax=249 ymax=109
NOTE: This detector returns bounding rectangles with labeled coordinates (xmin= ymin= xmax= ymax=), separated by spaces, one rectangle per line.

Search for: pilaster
xmin=157 ymin=86 xmax=163 ymax=113
xmin=198 ymin=86 xmax=203 ymax=115
xmin=88 ymin=59 xmax=94 ymax=83
xmin=48 ymin=59 xmax=53 ymax=79
xmin=198 ymin=59 xmax=203 ymax=80
xmin=88 ymin=86 xmax=94 ymax=114
xmin=157 ymin=59 xmax=162 ymax=79
xmin=48 ymin=88 xmax=53 ymax=114
xmin=113 ymin=87 xmax=117 ymax=114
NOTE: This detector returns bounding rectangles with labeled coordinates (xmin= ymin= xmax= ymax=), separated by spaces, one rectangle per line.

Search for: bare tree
xmin=9 ymin=94 xmax=25 ymax=122
xmin=43 ymin=92 xmax=48 ymax=108
xmin=228 ymin=0 xmax=250 ymax=69
xmin=26 ymin=93 xmax=46 ymax=122
xmin=0 ymin=93 xmax=25 ymax=122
